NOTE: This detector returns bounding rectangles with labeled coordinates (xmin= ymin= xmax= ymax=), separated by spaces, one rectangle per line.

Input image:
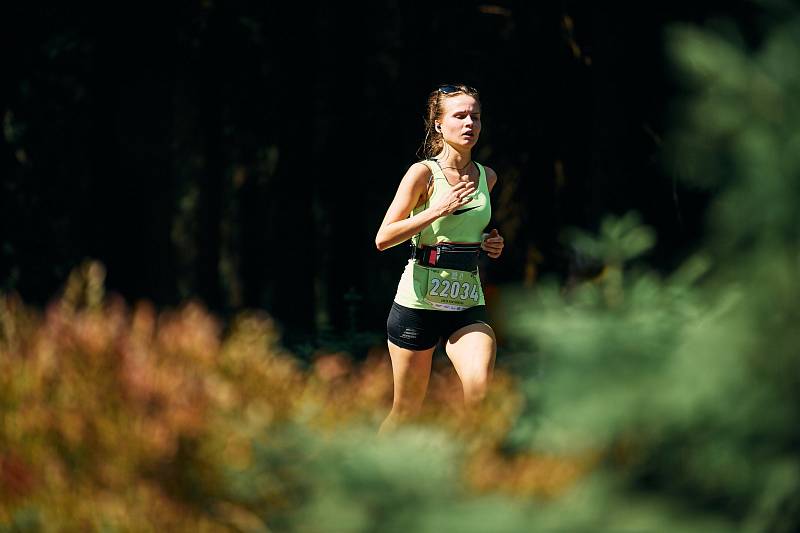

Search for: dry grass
xmin=0 ymin=261 xmax=594 ymax=530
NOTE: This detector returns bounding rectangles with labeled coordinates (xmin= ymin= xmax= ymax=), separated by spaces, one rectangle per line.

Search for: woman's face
xmin=438 ymin=94 xmax=481 ymax=149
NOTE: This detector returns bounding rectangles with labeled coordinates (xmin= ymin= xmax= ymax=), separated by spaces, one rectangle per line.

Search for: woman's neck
xmin=434 ymin=148 xmax=472 ymax=170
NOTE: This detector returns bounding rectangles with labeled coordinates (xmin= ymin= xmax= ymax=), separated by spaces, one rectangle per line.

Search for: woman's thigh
xmin=386 ymin=302 xmax=440 ymax=402
xmin=387 ymin=341 xmax=435 ymax=405
xmin=445 ymin=322 xmax=496 ymax=383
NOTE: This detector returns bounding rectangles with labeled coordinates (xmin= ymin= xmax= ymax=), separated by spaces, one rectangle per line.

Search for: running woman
xmin=375 ymin=84 xmax=504 ymax=434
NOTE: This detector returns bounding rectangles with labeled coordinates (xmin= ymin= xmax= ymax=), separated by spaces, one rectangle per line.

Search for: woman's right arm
xmin=375 ymin=163 xmax=475 ymax=251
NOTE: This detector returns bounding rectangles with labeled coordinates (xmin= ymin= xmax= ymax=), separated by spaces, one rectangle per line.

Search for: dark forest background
xmin=1 ymin=1 xmax=764 ymax=349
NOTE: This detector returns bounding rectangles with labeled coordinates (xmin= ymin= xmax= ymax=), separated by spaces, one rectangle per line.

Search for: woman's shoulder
xmin=409 ymin=160 xmax=434 ymax=173
xmin=402 ymin=161 xmax=435 ymax=185
xmin=477 ymin=162 xmax=498 ymax=190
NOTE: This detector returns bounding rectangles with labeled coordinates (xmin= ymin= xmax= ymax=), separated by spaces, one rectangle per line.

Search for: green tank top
xmin=393 ymin=160 xmax=492 ymax=310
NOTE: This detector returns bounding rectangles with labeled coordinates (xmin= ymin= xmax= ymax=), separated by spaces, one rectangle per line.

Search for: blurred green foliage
xmin=503 ymin=6 xmax=800 ymax=531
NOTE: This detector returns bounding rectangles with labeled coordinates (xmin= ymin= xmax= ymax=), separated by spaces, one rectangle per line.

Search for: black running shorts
xmin=386 ymin=301 xmax=490 ymax=351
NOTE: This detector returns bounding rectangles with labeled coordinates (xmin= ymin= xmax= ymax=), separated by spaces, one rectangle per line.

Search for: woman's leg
xmin=378 ymin=341 xmax=435 ymax=435
xmin=445 ymin=323 xmax=496 ymax=409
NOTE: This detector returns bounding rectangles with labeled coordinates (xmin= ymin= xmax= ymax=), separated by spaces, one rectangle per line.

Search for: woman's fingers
xmin=481 ymin=231 xmax=504 ymax=259
xmin=434 ymin=181 xmax=477 ymax=215
xmin=482 ymin=244 xmax=501 ymax=257
xmin=450 ymin=184 xmax=475 ymax=209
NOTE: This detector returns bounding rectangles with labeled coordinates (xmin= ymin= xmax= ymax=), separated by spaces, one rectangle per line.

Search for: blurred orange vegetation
xmin=0 ymin=261 xmax=593 ymax=529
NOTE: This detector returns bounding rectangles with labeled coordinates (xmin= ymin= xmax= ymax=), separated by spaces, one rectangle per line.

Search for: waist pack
xmin=410 ymin=242 xmax=482 ymax=272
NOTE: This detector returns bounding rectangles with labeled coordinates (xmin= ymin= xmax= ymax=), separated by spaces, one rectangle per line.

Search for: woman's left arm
xmin=481 ymin=166 xmax=504 ymax=259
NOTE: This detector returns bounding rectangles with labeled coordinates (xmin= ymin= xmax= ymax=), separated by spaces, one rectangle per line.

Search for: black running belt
xmin=410 ymin=242 xmax=482 ymax=271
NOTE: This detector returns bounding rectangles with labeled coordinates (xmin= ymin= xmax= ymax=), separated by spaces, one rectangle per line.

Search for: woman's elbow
xmin=375 ymin=233 xmax=389 ymax=251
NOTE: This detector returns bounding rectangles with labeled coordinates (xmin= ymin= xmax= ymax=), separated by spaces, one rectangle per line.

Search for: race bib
xmin=424 ymin=268 xmax=481 ymax=311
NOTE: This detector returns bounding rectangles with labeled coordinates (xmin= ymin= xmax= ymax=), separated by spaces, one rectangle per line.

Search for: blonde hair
xmin=416 ymin=84 xmax=481 ymax=160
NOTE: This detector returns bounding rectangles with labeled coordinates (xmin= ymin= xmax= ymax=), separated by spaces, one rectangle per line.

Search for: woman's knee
xmin=463 ymin=373 xmax=490 ymax=396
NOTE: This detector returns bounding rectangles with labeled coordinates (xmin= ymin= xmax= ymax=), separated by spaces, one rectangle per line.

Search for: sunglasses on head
xmin=437 ymin=84 xmax=477 ymax=95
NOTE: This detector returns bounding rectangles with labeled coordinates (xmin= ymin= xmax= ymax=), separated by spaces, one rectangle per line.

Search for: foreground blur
xmin=3 ymin=6 xmax=800 ymax=532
